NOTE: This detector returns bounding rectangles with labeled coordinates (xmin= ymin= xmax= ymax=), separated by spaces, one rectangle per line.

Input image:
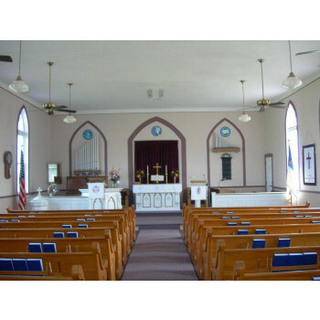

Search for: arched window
xmin=17 ymin=108 xmax=29 ymax=193
xmin=286 ymin=103 xmax=299 ymax=199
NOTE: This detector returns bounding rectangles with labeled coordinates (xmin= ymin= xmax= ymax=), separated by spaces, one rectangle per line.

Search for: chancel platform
xmin=132 ymin=184 xmax=182 ymax=212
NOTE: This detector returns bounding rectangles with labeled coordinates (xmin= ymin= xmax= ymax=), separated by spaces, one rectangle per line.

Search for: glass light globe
xmin=282 ymin=72 xmax=303 ymax=89
xmin=238 ymin=112 xmax=251 ymax=123
xmin=9 ymin=75 xmax=29 ymax=93
xmin=63 ymin=114 xmax=77 ymax=124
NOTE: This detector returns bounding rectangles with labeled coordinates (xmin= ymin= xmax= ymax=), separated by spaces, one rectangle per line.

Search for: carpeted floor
xmin=121 ymin=211 xmax=198 ymax=280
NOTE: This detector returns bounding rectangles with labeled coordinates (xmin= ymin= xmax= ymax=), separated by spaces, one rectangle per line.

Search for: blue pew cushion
xmin=231 ymin=216 xmax=240 ymax=219
xmin=237 ymin=229 xmax=248 ymax=235
xmin=86 ymin=218 xmax=95 ymax=221
xmin=62 ymin=224 xmax=72 ymax=228
xmin=241 ymin=222 xmax=251 ymax=226
xmin=11 ymin=219 xmax=20 ymax=222
xmin=27 ymin=259 xmax=43 ymax=271
xmin=53 ymin=232 xmax=64 ymax=238
xmin=43 ymin=243 xmax=57 ymax=253
xmin=67 ymin=232 xmax=78 ymax=238
xmin=272 ymin=253 xmax=290 ymax=267
xmin=252 ymin=239 xmax=266 ymax=249
xmin=0 ymin=219 xmax=8 ymax=223
xmin=211 ymin=212 xmax=220 ymax=215
xmin=312 ymin=277 xmax=320 ymax=281
xmin=12 ymin=259 xmax=28 ymax=271
xmin=278 ymin=238 xmax=291 ymax=248
xmin=76 ymin=218 xmax=85 ymax=222
xmin=29 ymin=243 xmax=42 ymax=252
xmin=78 ymin=224 xmax=88 ymax=228
xmin=255 ymin=229 xmax=266 ymax=234
xmin=226 ymin=212 xmax=234 ymax=214
xmin=221 ymin=216 xmax=230 ymax=220
xmin=303 ymin=252 xmax=317 ymax=265
xmin=0 ymin=258 xmax=14 ymax=271
xmin=227 ymin=222 xmax=237 ymax=226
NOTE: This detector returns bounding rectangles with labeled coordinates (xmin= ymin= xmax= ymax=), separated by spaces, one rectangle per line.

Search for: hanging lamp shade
xmin=63 ymin=113 xmax=77 ymax=123
xmin=283 ymin=41 xmax=303 ymax=89
xmin=238 ymin=80 xmax=251 ymax=123
xmin=63 ymin=83 xmax=77 ymax=124
xmin=9 ymin=41 xmax=29 ymax=93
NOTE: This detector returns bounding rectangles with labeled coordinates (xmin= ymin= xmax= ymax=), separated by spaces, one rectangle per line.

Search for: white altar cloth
xmin=132 ymin=184 xmax=182 ymax=212
xmin=80 ymin=187 xmax=122 ymax=209
xmin=211 ymin=191 xmax=287 ymax=207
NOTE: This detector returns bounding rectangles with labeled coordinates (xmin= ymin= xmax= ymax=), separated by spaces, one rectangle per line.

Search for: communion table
xmin=132 ymin=184 xmax=182 ymax=212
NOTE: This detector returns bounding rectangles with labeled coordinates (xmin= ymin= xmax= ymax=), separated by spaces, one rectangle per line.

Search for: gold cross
xmin=153 ymin=163 xmax=162 ymax=175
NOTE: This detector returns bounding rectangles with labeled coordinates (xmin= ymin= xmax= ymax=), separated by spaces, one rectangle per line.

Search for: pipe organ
xmin=74 ymin=135 xmax=100 ymax=172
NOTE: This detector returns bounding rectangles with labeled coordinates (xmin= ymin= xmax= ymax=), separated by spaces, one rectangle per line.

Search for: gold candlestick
xmin=165 ymin=174 xmax=168 ymax=184
xmin=147 ymin=174 xmax=149 ymax=184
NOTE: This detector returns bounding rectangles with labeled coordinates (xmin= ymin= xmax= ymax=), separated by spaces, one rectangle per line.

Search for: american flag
xmin=18 ymin=150 xmax=26 ymax=210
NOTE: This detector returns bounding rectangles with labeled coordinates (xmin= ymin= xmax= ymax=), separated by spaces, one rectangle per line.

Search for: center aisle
xmin=121 ymin=211 xmax=198 ymax=280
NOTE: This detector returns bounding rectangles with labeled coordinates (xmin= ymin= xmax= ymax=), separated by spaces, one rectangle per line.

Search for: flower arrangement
xmin=136 ymin=169 xmax=145 ymax=184
xmin=171 ymin=169 xmax=179 ymax=183
xmin=108 ymin=167 xmax=120 ymax=187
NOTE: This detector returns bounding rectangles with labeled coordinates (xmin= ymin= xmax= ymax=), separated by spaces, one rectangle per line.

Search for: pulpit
xmin=191 ymin=185 xmax=208 ymax=208
xmin=80 ymin=184 xmax=123 ymax=209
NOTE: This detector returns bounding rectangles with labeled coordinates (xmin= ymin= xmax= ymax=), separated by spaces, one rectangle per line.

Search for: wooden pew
xmin=0 ymin=264 xmax=85 ymax=280
xmin=185 ymin=211 xmax=320 ymax=244
xmin=191 ymin=222 xmax=319 ymax=277
xmin=184 ymin=207 xmax=318 ymax=242
xmin=198 ymin=231 xmax=320 ymax=280
xmin=187 ymin=216 xmax=320 ymax=257
xmin=4 ymin=209 xmax=135 ymax=249
xmin=0 ymin=233 xmax=117 ymax=280
xmin=0 ymin=219 xmax=130 ymax=264
xmin=0 ymin=226 xmax=123 ymax=279
xmin=182 ymin=202 xmax=311 ymax=232
xmin=233 ymin=261 xmax=320 ymax=280
xmin=0 ymin=242 xmax=107 ymax=280
xmin=6 ymin=205 xmax=136 ymax=242
xmin=209 ymin=240 xmax=320 ymax=280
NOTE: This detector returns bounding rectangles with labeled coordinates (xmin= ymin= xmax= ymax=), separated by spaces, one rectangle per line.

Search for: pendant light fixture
xmin=63 ymin=83 xmax=77 ymax=124
xmin=282 ymin=40 xmax=303 ymax=89
xmin=9 ymin=41 xmax=29 ymax=93
xmin=238 ymin=80 xmax=251 ymax=123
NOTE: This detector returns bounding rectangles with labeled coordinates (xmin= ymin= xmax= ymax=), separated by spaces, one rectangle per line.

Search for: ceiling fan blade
xmin=55 ymin=105 xmax=68 ymax=110
xmin=269 ymin=101 xmax=285 ymax=106
xmin=296 ymin=49 xmax=320 ymax=56
xmin=269 ymin=105 xmax=287 ymax=109
xmin=56 ymin=109 xmax=77 ymax=113
xmin=0 ymin=55 xmax=13 ymax=62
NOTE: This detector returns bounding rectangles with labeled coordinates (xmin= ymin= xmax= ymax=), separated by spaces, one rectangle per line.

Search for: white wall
xmin=264 ymin=78 xmax=320 ymax=206
xmin=1 ymin=77 xmax=320 ymax=212
xmin=0 ymin=87 xmax=52 ymax=212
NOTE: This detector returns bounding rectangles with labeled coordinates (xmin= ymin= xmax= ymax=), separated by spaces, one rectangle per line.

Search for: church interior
xmin=2 ymin=35 xmax=320 ymax=320
xmin=1 ymin=2 xmax=320 ymax=318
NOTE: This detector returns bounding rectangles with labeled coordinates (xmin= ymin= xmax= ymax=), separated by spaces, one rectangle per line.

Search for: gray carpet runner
xmin=121 ymin=211 xmax=198 ymax=280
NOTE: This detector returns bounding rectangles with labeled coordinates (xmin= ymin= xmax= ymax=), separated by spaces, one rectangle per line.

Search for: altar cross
xmin=153 ymin=163 xmax=162 ymax=175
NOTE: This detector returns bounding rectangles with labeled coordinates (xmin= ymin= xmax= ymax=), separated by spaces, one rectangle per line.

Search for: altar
xmin=132 ymin=184 xmax=182 ymax=212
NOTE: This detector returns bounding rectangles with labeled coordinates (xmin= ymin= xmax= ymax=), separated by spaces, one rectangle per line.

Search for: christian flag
xmin=18 ymin=150 xmax=26 ymax=210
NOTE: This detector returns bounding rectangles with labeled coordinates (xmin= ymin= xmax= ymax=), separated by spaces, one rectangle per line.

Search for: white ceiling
xmin=0 ymin=40 xmax=320 ymax=115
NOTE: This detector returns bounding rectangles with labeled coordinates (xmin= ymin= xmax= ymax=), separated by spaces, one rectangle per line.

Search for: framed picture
xmin=302 ymin=144 xmax=316 ymax=185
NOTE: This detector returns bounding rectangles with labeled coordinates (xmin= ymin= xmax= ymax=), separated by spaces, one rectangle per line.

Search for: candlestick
xmin=147 ymin=165 xmax=149 ymax=175
xmin=165 ymin=165 xmax=167 ymax=175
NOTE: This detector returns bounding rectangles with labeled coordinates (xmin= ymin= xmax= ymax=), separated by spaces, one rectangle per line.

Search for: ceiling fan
xmin=296 ymin=49 xmax=320 ymax=56
xmin=42 ymin=62 xmax=77 ymax=115
xmin=256 ymin=58 xmax=287 ymax=112
xmin=0 ymin=55 xmax=13 ymax=62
